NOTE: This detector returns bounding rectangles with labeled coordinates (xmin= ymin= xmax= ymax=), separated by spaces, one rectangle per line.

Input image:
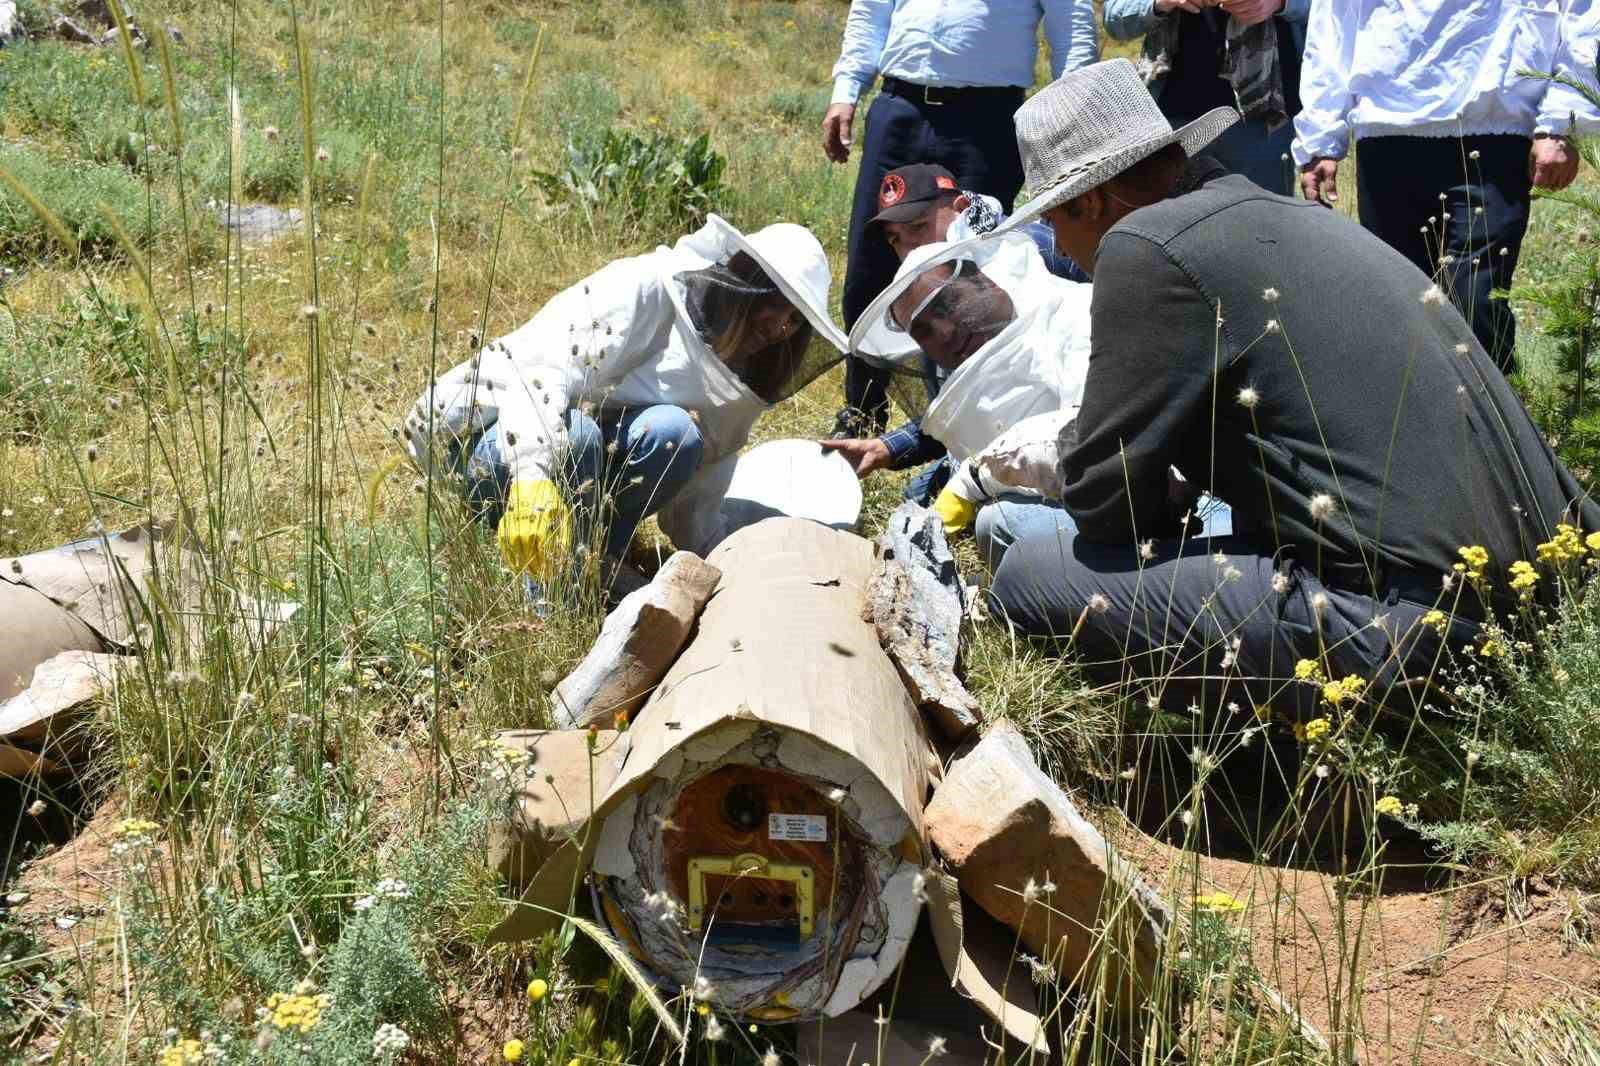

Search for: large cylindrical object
xmin=586 ymin=518 xmax=931 ymax=1022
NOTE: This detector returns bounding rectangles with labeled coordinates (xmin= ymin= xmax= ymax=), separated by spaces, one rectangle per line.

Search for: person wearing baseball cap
xmin=986 ymin=59 xmax=1600 ymax=756
xmin=825 ymin=163 xmax=1089 ymax=510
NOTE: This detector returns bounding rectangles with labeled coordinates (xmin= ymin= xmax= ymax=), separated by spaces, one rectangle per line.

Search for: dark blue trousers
xmin=1355 ymin=134 xmax=1532 ymax=373
xmin=840 ymin=85 xmax=1027 ymax=428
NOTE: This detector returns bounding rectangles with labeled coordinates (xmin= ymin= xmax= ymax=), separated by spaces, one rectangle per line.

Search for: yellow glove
xmin=497 ymin=478 xmax=572 ymax=582
xmin=934 ymin=485 xmax=978 ymax=536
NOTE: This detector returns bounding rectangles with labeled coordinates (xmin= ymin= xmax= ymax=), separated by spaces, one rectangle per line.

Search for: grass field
xmin=5 ymin=2 xmax=1600 ymax=1064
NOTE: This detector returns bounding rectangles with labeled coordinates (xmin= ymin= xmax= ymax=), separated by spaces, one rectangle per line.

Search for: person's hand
xmin=497 ymin=478 xmax=571 ymax=582
xmin=1155 ymin=0 xmax=1206 ymax=12
xmin=933 ymin=486 xmax=978 ymax=536
xmin=820 ymin=437 xmax=892 ymax=478
xmin=1531 ymin=135 xmax=1581 ymax=191
xmin=1300 ymin=157 xmax=1341 ymax=206
xmin=1218 ymin=0 xmax=1283 ymax=25
xmin=822 ymin=103 xmax=856 ymax=164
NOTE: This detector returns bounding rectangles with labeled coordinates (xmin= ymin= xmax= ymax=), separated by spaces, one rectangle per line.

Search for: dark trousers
xmin=1356 ymin=134 xmax=1532 ymax=373
xmin=988 ymin=532 xmax=1477 ymax=727
xmin=840 ymin=85 xmax=1026 ymax=427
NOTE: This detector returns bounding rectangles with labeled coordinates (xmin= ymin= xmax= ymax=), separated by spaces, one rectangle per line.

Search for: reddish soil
xmin=1118 ymin=826 xmax=1600 ymax=1065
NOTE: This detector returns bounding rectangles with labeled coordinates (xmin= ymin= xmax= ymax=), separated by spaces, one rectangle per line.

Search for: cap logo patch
xmin=935 ymin=175 xmax=956 ymax=191
xmin=880 ymin=173 xmax=906 ymax=207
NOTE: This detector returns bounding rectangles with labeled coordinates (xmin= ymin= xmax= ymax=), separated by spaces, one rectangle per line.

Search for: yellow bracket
xmin=687 ymin=852 xmax=815 ymax=938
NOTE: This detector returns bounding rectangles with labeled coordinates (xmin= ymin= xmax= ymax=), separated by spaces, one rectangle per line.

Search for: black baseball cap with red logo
xmin=868 ymin=163 xmax=962 ymax=226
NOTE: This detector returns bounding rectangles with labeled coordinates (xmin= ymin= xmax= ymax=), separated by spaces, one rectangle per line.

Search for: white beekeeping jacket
xmin=848 ymin=232 xmax=1092 ymax=503
xmin=404 ymin=216 xmax=844 ymax=554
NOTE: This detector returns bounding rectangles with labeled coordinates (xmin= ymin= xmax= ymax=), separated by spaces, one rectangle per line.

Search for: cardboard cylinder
xmin=585 ymin=519 xmax=931 ymax=1021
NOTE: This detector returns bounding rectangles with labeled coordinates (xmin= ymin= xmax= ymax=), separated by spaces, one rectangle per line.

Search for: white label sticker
xmin=768 ymin=813 xmax=828 ymax=843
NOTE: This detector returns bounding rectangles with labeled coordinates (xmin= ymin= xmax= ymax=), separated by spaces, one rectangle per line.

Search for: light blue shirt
xmin=1102 ymin=0 xmax=1310 ymax=43
xmin=830 ymin=0 xmax=1101 ymax=106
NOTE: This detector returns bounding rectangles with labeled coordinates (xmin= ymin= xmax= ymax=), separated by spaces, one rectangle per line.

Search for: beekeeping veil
xmin=848 ymin=233 xmax=1092 ymax=457
xmin=672 ymin=218 xmax=847 ymax=404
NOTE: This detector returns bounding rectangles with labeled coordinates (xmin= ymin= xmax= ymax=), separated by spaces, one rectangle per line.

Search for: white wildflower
xmin=703 ymin=1014 xmax=726 ymax=1042
xmin=1087 ymin=592 xmax=1111 ymax=613
xmin=1465 ymin=750 xmax=1481 ymax=769
xmin=1237 ymin=386 xmax=1260 ymax=409
xmin=1264 ymin=320 xmax=1280 ymax=335
xmin=1310 ymin=591 xmax=1329 ymax=612
xmin=1419 ymin=284 xmax=1446 ymax=307
xmin=927 ymin=1037 xmax=949 ymax=1058
xmin=693 ymin=975 xmax=715 ymax=1002
xmin=353 ymin=895 xmax=377 ymax=913
xmin=1139 ymin=540 xmax=1156 ymax=561
xmin=1261 ymin=287 xmax=1280 ymax=303
xmin=1223 ymin=565 xmax=1242 ymax=583
xmin=372 ymin=1023 xmax=410 ymax=1058
xmin=1271 ymin=571 xmax=1291 ymax=595
xmin=27 ymin=799 xmax=46 ymax=817
xmin=1022 ymin=878 xmax=1041 ymax=903
xmin=1309 ymin=493 xmax=1336 ymax=522
xmin=299 ymin=303 xmax=320 ymax=320
xmin=1179 ymin=810 xmax=1195 ymax=828
xmin=1315 ymin=764 xmax=1330 ymax=779
xmin=1454 ymin=343 xmax=1469 ymax=355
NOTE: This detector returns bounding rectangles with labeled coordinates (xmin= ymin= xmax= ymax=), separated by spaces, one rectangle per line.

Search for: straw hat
xmin=993 ymin=58 xmax=1238 ymax=236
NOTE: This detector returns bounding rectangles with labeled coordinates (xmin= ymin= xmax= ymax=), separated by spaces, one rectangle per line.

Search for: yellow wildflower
xmin=1293 ymin=717 xmax=1331 ymax=743
xmin=1509 ymin=559 xmax=1539 ymax=600
xmin=112 ymin=817 xmax=161 ymax=839
xmin=1453 ymin=544 xmax=1490 ymax=582
xmin=1195 ymin=891 xmax=1245 ymax=912
xmin=504 ymin=1039 xmax=526 ymax=1062
xmin=265 ymin=991 xmax=330 ymax=1033
xmin=159 ymin=1039 xmax=206 ymax=1066
xmin=697 ymin=1003 xmax=711 ymax=1017
xmin=1587 ymin=530 xmax=1600 ymax=554
xmin=527 ymin=977 xmax=548 ymax=1003
xmin=1477 ymin=639 xmax=1506 ymax=659
xmin=1321 ymin=675 xmax=1366 ymax=707
xmin=1293 ymin=658 xmax=1324 ymax=683
xmin=1374 ymin=795 xmax=1404 ymax=818
xmin=1421 ymin=609 xmax=1447 ymax=631
xmin=1536 ymin=524 xmax=1585 ymax=565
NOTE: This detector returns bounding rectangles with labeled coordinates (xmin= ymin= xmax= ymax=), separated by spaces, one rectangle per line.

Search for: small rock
xmin=550 ymin=551 xmax=721 ymax=729
xmin=5 ymin=891 xmax=30 ymax=905
xmin=215 ymin=204 xmax=305 ymax=248
xmin=54 ymin=915 xmax=79 ymax=930
xmin=925 ymin=720 xmax=1170 ymax=1010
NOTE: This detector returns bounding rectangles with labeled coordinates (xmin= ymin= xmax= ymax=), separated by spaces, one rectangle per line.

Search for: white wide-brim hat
xmin=698 ymin=214 xmax=848 ymax=352
xmin=993 ymin=58 xmax=1238 ymax=236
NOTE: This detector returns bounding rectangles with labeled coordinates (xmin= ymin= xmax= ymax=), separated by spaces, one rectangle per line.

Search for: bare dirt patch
xmin=1120 ymin=826 xmax=1600 ymax=1065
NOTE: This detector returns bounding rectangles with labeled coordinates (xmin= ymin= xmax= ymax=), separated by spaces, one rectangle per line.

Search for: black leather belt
xmin=881 ymin=77 xmax=1025 ymax=108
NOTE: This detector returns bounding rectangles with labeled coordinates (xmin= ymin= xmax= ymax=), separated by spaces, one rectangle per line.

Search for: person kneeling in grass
xmin=983 ymin=59 xmax=1600 ymax=729
xmin=838 ymin=230 xmax=1092 ymax=570
xmin=402 ymin=216 xmax=845 ymax=602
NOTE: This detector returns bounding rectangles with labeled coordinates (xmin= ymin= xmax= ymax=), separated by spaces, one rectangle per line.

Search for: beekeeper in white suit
xmin=849 ymin=232 xmax=1092 ymax=568
xmin=404 ymin=215 xmax=846 ymax=595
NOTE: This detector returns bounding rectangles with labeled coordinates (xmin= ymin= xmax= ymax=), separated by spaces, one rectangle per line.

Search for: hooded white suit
xmin=405 ymin=216 xmax=845 ymax=556
xmin=850 ymin=232 xmax=1092 ymax=504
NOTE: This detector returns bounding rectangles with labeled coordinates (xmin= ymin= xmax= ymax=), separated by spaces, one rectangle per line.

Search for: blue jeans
xmin=463 ymin=405 xmax=704 ymax=559
xmin=975 ymin=495 xmax=1079 ymax=570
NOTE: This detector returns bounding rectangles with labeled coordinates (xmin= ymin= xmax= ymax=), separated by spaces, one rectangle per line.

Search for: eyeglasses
xmin=887 ymin=258 xmax=975 ymax=333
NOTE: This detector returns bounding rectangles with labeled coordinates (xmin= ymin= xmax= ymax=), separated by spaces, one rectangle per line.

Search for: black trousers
xmin=988 ymin=532 xmax=1477 ymax=726
xmin=1355 ymin=133 xmax=1533 ymax=373
xmin=840 ymin=84 xmax=1026 ymax=427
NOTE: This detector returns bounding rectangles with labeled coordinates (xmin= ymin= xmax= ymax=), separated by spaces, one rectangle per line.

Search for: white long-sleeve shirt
xmin=1292 ymin=0 xmax=1600 ymax=165
xmin=829 ymin=0 xmax=1100 ymax=106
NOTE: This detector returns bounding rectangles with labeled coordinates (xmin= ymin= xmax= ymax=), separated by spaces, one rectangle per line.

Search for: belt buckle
xmin=922 ymin=83 xmax=944 ymax=107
